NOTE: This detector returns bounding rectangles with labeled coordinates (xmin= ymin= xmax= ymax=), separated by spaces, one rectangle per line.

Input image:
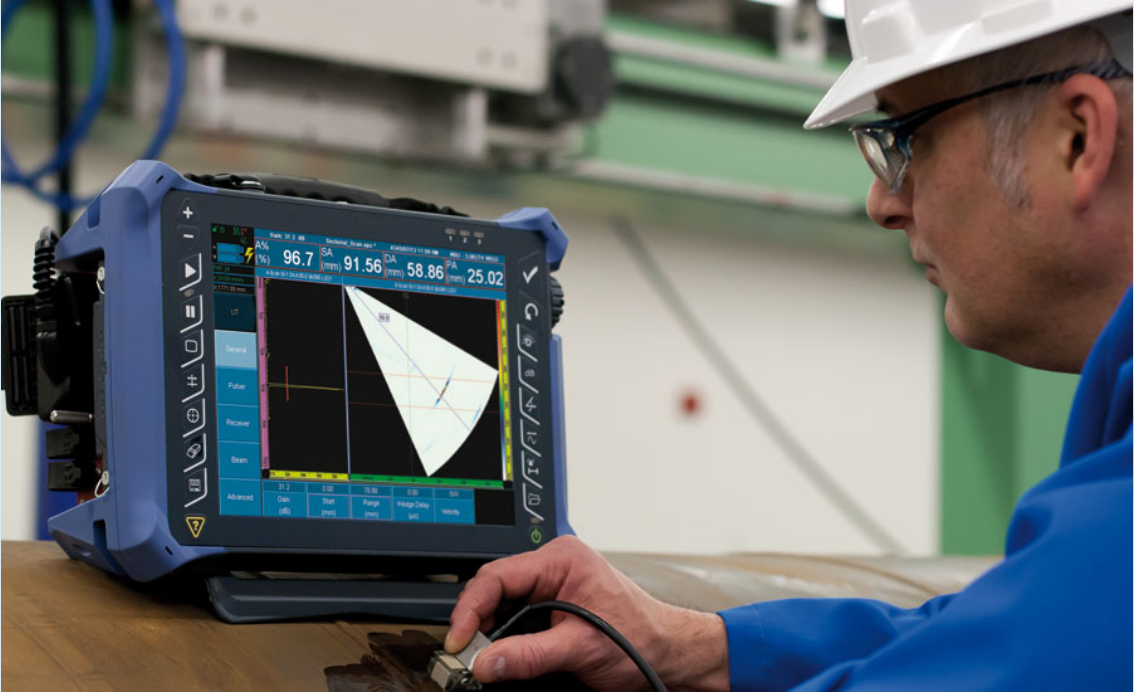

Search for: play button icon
xmin=179 ymin=253 xmax=202 ymax=291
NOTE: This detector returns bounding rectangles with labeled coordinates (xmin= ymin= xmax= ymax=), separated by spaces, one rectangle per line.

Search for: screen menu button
xmin=218 ymin=479 xmax=261 ymax=516
xmin=264 ymin=490 xmax=308 ymax=518
xmin=351 ymin=496 xmax=392 ymax=521
xmin=393 ymin=497 xmax=436 ymax=523
xmin=309 ymin=494 xmax=349 ymax=519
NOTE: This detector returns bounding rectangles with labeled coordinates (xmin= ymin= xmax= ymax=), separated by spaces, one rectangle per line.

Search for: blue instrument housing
xmin=45 ymin=161 xmax=571 ymax=618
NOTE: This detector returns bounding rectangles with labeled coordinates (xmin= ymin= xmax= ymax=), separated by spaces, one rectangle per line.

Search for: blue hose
xmin=0 ymin=0 xmax=114 ymax=185
xmin=139 ymin=0 xmax=185 ymax=162
xmin=0 ymin=0 xmax=186 ymax=212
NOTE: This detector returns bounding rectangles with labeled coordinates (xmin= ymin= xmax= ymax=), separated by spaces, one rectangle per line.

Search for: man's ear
xmin=1057 ymin=74 xmax=1119 ymax=212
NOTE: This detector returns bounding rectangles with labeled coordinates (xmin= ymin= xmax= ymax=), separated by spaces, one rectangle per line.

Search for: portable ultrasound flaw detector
xmin=1 ymin=160 xmax=571 ymax=623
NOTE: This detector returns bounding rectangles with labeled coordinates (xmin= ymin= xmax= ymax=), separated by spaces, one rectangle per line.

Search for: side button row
xmin=176 ymin=208 xmax=208 ymax=511
xmin=515 ymin=319 xmax=546 ymax=520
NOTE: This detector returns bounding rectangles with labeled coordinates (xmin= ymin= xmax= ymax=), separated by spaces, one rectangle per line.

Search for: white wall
xmin=0 ymin=101 xmax=940 ymax=554
xmin=555 ymin=216 xmax=939 ymax=555
xmin=1 ymin=188 xmax=47 ymax=540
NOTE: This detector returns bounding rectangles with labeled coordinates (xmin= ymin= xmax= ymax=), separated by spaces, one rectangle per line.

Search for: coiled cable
xmin=1 ymin=0 xmax=186 ymax=212
xmin=489 ymin=600 xmax=667 ymax=692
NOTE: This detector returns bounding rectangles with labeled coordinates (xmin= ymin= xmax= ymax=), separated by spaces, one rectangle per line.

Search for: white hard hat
xmin=805 ymin=0 xmax=1134 ymax=129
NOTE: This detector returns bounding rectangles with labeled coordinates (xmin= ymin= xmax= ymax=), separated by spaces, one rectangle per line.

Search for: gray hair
xmin=937 ymin=25 xmax=1132 ymax=208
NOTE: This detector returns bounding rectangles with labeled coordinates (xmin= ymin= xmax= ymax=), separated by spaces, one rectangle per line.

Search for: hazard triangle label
xmin=185 ymin=515 xmax=206 ymax=539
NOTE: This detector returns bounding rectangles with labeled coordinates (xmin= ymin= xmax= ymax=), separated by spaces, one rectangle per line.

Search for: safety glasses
xmin=850 ymin=60 xmax=1130 ymax=195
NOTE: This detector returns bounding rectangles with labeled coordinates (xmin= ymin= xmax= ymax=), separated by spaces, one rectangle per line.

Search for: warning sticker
xmin=185 ymin=515 xmax=206 ymax=539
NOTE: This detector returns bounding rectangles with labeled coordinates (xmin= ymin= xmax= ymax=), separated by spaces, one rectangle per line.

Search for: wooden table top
xmin=3 ymin=541 xmax=449 ymax=690
xmin=3 ymin=540 xmax=995 ymax=691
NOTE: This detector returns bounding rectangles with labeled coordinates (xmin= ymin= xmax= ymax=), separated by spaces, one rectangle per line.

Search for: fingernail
xmin=443 ymin=632 xmax=454 ymax=652
xmin=480 ymin=656 xmax=507 ymax=682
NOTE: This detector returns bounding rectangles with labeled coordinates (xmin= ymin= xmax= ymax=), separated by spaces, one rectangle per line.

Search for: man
xmin=445 ymin=1 xmax=1133 ymax=689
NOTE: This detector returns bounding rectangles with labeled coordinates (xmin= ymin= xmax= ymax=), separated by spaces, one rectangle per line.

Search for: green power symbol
xmin=529 ymin=526 xmax=544 ymax=545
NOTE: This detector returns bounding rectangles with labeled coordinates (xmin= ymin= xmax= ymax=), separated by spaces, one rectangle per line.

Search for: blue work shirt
xmin=719 ymin=287 xmax=1133 ymax=691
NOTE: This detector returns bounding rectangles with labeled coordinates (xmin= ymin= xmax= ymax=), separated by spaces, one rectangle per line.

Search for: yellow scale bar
xmin=500 ymin=301 xmax=513 ymax=480
xmin=269 ymin=470 xmax=349 ymax=481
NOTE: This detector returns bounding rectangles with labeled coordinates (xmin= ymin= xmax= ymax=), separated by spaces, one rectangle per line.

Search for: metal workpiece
xmin=606 ymin=552 xmax=997 ymax=611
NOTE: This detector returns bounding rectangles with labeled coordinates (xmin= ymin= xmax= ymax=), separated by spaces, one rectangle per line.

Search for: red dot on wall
xmin=680 ymin=390 xmax=702 ymax=417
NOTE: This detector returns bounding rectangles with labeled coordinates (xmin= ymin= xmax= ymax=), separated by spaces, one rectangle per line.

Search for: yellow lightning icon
xmin=244 ymin=246 xmax=254 ymax=264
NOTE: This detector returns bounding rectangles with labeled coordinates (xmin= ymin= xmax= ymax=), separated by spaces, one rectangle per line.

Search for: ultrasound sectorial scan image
xmin=262 ymin=279 xmax=505 ymax=483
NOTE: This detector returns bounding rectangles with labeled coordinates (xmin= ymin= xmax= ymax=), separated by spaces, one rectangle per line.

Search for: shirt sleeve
xmin=718 ymin=594 xmax=953 ymax=692
xmin=718 ymin=438 xmax=1132 ymax=692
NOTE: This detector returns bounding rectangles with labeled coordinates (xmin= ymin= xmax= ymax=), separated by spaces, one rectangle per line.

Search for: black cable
xmin=489 ymin=600 xmax=666 ymax=692
xmin=609 ymin=215 xmax=905 ymax=555
xmin=53 ymin=0 xmax=73 ymax=233
xmin=33 ymin=226 xmax=60 ymax=352
xmin=32 ymin=226 xmax=64 ymax=384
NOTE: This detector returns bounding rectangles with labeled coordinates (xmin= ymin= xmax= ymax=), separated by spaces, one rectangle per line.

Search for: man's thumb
xmin=471 ymin=629 xmax=575 ymax=683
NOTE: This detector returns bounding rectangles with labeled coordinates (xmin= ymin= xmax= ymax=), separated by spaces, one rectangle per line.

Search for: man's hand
xmin=445 ymin=536 xmax=730 ymax=691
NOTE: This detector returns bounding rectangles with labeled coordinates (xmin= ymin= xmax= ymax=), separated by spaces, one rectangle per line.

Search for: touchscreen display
xmin=208 ymin=223 xmax=515 ymax=527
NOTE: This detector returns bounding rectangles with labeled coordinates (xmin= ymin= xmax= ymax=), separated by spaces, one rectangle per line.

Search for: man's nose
xmin=866 ymin=177 xmax=912 ymax=231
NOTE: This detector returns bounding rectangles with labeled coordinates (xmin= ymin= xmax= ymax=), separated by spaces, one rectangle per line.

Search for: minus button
xmin=178 ymin=225 xmax=199 ymax=250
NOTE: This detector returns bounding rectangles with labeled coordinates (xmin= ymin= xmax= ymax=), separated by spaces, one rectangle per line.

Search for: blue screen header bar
xmin=249 ymin=229 xmax=507 ymax=299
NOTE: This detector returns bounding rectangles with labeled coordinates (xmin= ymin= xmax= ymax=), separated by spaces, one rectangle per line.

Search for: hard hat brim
xmin=804 ymin=3 xmax=1132 ymax=130
xmin=803 ymin=57 xmax=888 ymax=130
